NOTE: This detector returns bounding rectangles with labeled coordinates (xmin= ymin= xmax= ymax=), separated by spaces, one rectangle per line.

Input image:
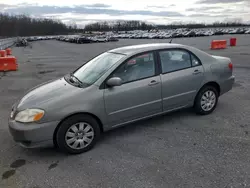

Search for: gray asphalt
xmin=1 ymin=35 xmax=250 ymax=188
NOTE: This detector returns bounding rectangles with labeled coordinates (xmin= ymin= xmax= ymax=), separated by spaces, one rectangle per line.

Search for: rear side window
xmin=159 ymin=50 xmax=192 ymax=73
xmin=191 ymin=54 xmax=201 ymax=67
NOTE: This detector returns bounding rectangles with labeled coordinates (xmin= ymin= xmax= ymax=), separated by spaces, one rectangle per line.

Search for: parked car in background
xmin=77 ymin=37 xmax=93 ymax=44
xmin=16 ymin=38 xmax=28 ymax=47
xmin=245 ymin=29 xmax=250 ymax=34
xmin=91 ymin=36 xmax=108 ymax=42
xmin=9 ymin=43 xmax=235 ymax=154
xmin=21 ymin=27 xmax=250 ymax=45
xmin=107 ymin=37 xmax=119 ymax=42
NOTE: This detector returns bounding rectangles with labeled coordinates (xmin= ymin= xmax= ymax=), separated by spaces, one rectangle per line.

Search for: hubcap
xmin=201 ymin=90 xmax=216 ymax=111
xmin=65 ymin=122 xmax=94 ymax=150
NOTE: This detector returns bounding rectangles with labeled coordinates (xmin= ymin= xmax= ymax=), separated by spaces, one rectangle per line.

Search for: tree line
xmin=84 ymin=21 xmax=250 ymax=32
xmin=1 ymin=13 xmax=249 ymax=37
xmin=84 ymin=21 xmax=154 ymax=32
xmin=0 ymin=13 xmax=76 ymax=37
xmin=156 ymin=22 xmax=250 ymax=30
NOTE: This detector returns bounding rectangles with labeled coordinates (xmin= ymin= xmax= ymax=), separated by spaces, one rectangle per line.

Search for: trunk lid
xmin=212 ymin=55 xmax=231 ymax=63
xmin=211 ymin=55 xmax=233 ymax=77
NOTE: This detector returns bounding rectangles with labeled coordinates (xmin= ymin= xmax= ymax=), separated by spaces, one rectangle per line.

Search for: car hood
xmin=17 ymin=78 xmax=79 ymax=110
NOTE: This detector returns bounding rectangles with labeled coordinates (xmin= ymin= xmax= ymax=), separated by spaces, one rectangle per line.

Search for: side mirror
xmin=106 ymin=77 xmax=122 ymax=87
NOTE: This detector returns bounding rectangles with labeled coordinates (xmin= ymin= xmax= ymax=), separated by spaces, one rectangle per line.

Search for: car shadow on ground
xmin=100 ymin=108 xmax=196 ymax=143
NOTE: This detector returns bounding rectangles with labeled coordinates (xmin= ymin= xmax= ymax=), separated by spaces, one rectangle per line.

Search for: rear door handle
xmin=193 ymin=70 xmax=202 ymax=75
xmin=148 ymin=80 xmax=159 ymax=86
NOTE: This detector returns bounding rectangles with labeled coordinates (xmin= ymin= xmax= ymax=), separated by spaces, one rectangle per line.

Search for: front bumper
xmin=9 ymin=119 xmax=60 ymax=148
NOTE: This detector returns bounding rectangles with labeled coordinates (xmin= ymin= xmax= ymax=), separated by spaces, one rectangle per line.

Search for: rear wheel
xmin=194 ymin=86 xmax=219 ymax=115
xmin=56 ymin=115 xmax=100 ymax=154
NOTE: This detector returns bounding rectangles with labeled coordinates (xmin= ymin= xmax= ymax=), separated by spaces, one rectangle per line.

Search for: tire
xmin=56 ymin=114 xmax=101 ymax=154
xmin=194 ymin=85 xmax=219 ymax=115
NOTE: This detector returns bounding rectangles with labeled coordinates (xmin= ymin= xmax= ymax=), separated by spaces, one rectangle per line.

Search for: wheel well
xmin=202 ymin=82 xmax=221 ymax=95
xmin=53 ymin=112 xmax=104 ymax=147
xmin=193 ymin=82 xmax=220 ymax=107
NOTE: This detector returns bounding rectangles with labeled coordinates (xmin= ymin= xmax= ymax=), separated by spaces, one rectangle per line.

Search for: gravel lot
xmin=1 ymin=35 xmax=250 ymax=188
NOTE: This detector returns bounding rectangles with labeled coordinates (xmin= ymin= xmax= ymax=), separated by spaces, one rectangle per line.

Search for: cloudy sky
xmin=0 ymin=0 xmax=250 ymax=26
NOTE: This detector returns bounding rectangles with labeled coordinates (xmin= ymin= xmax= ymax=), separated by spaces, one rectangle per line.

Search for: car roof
xmin=108 ymin=43 xmax=215 ymax=64
xmin=109 ymin=43 xmax=186 ymax=55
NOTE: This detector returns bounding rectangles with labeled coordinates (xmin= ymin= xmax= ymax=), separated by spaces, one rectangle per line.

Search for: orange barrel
xmin=0 ymin=56 xmax=18 ymax=71
xmin=230 ymin=38 xmax=237 ymax=46
xmin=0 ymin=50 xmax=6 ymax=57
xmin=6 ymin=48 xmax=12 ymax=55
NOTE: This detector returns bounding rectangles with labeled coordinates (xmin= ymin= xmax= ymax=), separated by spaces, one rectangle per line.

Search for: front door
xmin=158 ymin=49 xmax=204 ymax=111
xmin=104 ymin=52 xmax=162 ymax=127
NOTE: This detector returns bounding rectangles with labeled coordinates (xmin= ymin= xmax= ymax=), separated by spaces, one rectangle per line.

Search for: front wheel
xmin=194 ymin=86 xmax=219 ymax=115
xmin=56 ymin=115 xmax=101 ymax=154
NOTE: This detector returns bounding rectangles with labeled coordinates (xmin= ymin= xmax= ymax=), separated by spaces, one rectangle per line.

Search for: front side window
xmin=73 ymin=52 xmax=125 ymax=85
xmin=159 ymin=50 xmax=192 ymax=73
xmin=112 ymin=53 xmax=155 ymax=84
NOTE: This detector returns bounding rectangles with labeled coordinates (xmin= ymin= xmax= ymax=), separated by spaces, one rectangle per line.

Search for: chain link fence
xmin=0 ymin=38 xmax=17 ymax=50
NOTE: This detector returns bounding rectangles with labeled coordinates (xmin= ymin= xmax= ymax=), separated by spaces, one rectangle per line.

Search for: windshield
xmin=73 ymin=52 xmax=125 ymax=85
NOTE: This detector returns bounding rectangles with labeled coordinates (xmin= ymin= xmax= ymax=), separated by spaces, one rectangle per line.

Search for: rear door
xmin=158 ymin=49 xmax=204 ymax=111
xmin=104 ymin=52 xmax=162 ymax=127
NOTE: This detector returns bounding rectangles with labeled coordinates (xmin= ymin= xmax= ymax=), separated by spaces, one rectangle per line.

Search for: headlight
xmin=15 ymin=109 xmax=45 ymax=123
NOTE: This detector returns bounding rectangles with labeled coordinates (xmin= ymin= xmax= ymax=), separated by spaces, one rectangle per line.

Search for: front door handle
xmin=193 ymin=70 xmax=202 ymax=75
xmin=148 ymin=80 xmax=159 ymax=86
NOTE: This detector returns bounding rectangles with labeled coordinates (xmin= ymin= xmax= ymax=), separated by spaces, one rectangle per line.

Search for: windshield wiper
xmin=70 ymin=73 xmax=82 ymax=84
xmin=69 ymin=73 xmax=84 ymax=86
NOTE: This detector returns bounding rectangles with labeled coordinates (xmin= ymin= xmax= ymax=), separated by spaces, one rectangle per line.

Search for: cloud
xmin=1 ymin=1 xmax=249 ymax=24
xmin=0 ymin=3 xmax=19 ymax=11
xmin=147 ymin=5 xmax=168 ymax=8
xmin=220 ymin=8 xmax=250 ymax=14
xmin=0 ymin=3 xmax=12 ymax=8
xmin=2 ymin=4 xmax=184 ymax=17
xmin=147 ymin=4 xmax=176 ymax=9
xmin=85 ymin=3 xmax=111 ymax=8
xmin=197 ymin=0 xmax=245 ymax=4
xmin=188 ymin=13 xmax=231 ymax=17
xmin=186 ymin=5 xmax=250 ymax=14
xmin=186 ymin=7 xmax=221 ymax=11
xmin=0 ymin=3 xmax=17 ymax=9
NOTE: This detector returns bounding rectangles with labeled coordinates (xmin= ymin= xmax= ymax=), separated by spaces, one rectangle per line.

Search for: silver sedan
xmin=9 ymin=43 xmax=235 ymax=154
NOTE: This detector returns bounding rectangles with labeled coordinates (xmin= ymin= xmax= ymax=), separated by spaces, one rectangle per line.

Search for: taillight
xmin=228 ymin=62 xmax=233 ymax=70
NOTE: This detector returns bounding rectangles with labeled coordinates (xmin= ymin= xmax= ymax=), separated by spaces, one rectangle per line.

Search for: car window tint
xmin=191 ymin=54 xmax=201 ymax=67
xmin=159 ymin=50 xmax=192 ymax=73
xmin=112 ymin=53 xmax=155 ymax=84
